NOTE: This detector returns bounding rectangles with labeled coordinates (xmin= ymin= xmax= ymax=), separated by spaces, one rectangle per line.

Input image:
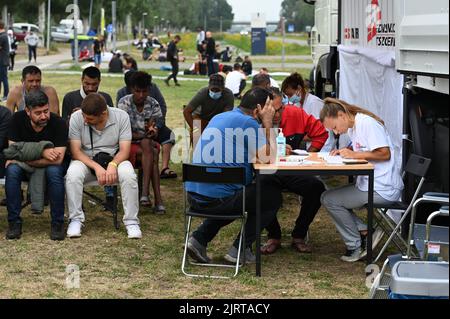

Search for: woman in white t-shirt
xmin=319 ymin=98 xmax=404 ymax=262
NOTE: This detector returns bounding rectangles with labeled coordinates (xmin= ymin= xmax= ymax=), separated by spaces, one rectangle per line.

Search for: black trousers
xmin=28 ymin=45 xmax=37 ymax=62
xmin=167 ymin=60 xmax=179 ymax=83
xmin=265 ymin=175 xmax=325 ymax=240
xmin=189 ymin=175 xmax=283 ymax=249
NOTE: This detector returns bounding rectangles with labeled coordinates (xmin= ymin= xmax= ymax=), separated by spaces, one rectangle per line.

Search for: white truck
xmin=51 ymin=19 xmax=84 ymax=42
xmin=305 ymin=0 xmax=449 ymax=196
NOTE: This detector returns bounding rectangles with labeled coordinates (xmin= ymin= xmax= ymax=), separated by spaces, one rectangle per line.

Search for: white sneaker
xmin=126 ymin=224 xmax=142 ymax=239
xmin=67 ymin=220 xmax=83 ymax=238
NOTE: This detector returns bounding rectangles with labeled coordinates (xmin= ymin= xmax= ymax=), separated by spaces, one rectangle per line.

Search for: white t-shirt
xmin=302 ymin=93 xmax=324 ymax=119
xmin=225 ymin=71 xmax=246 ymax=95
xmin=25 ymin=33 xmax=39 ymax=47
xmin=270 ymin=77 xmax=279 ymax=88
xmin=348 ymin=113 xmax=403 ymax=202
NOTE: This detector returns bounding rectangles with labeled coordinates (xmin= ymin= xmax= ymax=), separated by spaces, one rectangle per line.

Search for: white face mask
xmin=209 ymin=90 xmax=222 ymax=100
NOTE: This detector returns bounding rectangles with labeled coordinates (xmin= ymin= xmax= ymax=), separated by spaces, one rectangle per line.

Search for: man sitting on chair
xmin=65 ymin=93 xmax=142 ymax=239
xmin=185 ymin=88 xmax=283 ymax=263
xmin=118 ymin=71 xmax=166 ymax=213
xmin=4 ymin=90 xmax=68 ymax=240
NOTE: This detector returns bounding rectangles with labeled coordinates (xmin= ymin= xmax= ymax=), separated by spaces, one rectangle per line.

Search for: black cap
xmin=209 ymin=74 xmax=225 ymax=89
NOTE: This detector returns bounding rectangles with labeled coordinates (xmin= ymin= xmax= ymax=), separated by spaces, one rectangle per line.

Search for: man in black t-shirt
xmin=0 ymin=106 xmax=11 ymax=178
xmin=62 ymin=66 xmax=114 ymax=122
xmin=5 ymin=90 xmax=68 ymax=241
xmin=93 ymin=35 xmax=105 ymax=68
xmin=164 ymin=35 xmax=181 ymax=87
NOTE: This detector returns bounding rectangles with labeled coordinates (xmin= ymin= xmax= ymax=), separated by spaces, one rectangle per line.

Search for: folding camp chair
xmin=83 ymin=181 xmax=119 ymax=230
xmin=369 ymin=154 xmax=432 ymax=263
xmin=181 ymin=164 xmax=248 ymax=279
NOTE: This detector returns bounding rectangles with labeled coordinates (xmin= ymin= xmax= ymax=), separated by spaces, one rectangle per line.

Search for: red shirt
xmin=280 ymin=106 xmax=328 ymax=150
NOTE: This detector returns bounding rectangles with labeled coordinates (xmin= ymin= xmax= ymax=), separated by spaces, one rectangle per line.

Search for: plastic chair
xmin=181 ymin=164 xmax=247 ymax=279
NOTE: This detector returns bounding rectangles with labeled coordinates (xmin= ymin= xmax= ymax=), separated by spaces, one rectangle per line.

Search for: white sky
xmin=226 ymin=0 xmax=283 ymax=22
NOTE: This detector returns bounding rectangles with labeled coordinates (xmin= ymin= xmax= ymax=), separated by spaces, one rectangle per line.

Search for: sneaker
xmin=154 ymin=204 xmax=166 ymax=215
xmin=360 ymin=227 xmax=385 ymax=259
xmin=50 ymin=223 xmax=65 ymax=241
xmin=67 ymin=220 xmax=83 ymax=238
xmin=186 ymin=236 xmax=211 ymax=263
xmin=126 ymin=224 xmax=142 ymax=239
xmin=164 ymin=79 xmax=170 ymax=86
xmin=175 ymin=82 xmax=181 ymax=87
xmin=224 ymin=245 xmax=256 ymax=264
xmin=6 ymin=223 xmax=22 ymax=240
xmin=340 ymin=247 xmax=362 ymax=262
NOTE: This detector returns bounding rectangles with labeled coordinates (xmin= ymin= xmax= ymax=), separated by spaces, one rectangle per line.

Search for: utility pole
xmin=88 ymin=0 xmax=93 ymax=31
xmin=74 ymin=0 xmax=78 ymax=66
xmin=46 ymin=0 xmax=51 ymax=54
xmin=112 ymin=1 xmax=117 ymax=52
xmin=281 ymin=16 xmax=286 ymax=70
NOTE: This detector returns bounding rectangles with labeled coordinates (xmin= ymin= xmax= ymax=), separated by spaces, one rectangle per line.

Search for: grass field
xmin=0 ymin=72 xmax=376 ymax=299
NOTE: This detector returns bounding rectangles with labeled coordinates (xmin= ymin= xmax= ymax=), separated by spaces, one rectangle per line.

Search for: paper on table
xmin=317 ymin=152 xmax=344 ymax=164
xmin=292 ymin=149 xmax=309 ymax=156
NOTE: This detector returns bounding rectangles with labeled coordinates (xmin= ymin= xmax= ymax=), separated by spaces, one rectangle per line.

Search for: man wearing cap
xmin=184 ymin=74 xmax=234 ymax=145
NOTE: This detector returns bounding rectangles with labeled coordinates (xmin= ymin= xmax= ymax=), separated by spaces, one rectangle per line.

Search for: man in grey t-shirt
xmin=65 ymin=93 xmax=142 ymax=239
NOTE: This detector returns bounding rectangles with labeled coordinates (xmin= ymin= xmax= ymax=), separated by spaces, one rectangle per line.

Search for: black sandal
xmin=160 ymin=167 xmax=177 ymax=179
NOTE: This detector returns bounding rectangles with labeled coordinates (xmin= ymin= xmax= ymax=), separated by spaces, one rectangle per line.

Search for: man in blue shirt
xmin=185 ymin=88 xmax=282 ymax=263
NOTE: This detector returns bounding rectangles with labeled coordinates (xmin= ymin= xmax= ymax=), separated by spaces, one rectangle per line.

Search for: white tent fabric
xmin=339 ymin=45 xmax=405 ymax=223
xmin=338 ymin=45 xmax=404 ymax=172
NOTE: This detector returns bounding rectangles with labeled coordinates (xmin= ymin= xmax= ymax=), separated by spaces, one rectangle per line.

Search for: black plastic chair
xmin=181 ymin=164 xmax=247 ymax=279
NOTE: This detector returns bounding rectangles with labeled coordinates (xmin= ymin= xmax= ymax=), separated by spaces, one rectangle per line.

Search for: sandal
xmin=291 ymin=238 xmax=312 ymax=253
xmin=154 ymin=204 xmax=166 ymax=215
xmin=260 ymin=239 xmax=281 ymax=255
xmin=140 ymin=196 xmax=152 ymax=207
xmin=160 ymin=167 xmax=177 ymax=179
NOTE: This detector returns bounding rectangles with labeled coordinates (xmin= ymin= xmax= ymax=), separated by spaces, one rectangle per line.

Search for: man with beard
xmin=4 ymin=89 xmax=68 ymax=240
xmin=6 ymin=66 xmax=60 ymax=115
xmin=62 ymin=66 xmax=114 ymax=122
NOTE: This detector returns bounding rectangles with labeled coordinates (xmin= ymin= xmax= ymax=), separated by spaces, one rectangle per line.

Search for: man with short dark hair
xmin=260 ymin=68 xmax=279 ymax=88
xmin=0 ymin=21 xmax=9 ymax=101
xmin=252 ymin=73 xmax=271 ymax=90
xmin=225 ymin=63 xmax=247 ymax=99
xmin=117 ymin=70 xmax=176 ymax=180
xmin=62 ymin=66 xmax=114 ymax=121
xmin=242 ymin=56 xmax=253 ymax=76
xmin=184 ymin=74 xmax=234 ymax=144
xmin=185 ymin=88 xmax=282 ymax=264
xmin=164 ymin=35 xmax=181 ymax=87
xmin=118 ymin=71 xmax=166 ymax=212
xmin=6 ymin=66 xmax=60 ymax=115
xmin=4 ymin=90 xmax=68 ymax=240
xmin=66 ymin=93 xmax=142 ymax=239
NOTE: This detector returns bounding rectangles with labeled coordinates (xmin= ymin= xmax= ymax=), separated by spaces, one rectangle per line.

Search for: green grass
xmin=0 ymin=73 xmax=379 ymax=299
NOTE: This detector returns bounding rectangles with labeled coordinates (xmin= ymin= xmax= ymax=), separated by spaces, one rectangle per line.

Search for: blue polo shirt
xmin=185 ymin=108 xmax=266 ymax=199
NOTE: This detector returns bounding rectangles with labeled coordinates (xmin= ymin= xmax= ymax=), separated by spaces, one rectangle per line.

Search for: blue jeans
xmin=6 ymin=164 xmax=66 ymax=225
xmin=0 ymin=65 xmax=9 ymax=98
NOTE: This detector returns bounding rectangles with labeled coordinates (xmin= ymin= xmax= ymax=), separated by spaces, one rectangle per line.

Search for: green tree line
xmin=2 ymin=0 xmax=233 ymax=32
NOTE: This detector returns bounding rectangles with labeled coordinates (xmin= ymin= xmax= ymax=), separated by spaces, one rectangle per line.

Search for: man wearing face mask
xmin=183 ymin=74 xmax=234 ymax=144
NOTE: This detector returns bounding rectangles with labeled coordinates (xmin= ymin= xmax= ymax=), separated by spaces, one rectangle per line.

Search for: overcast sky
xmin=227 ymin=0 xmax=283 ymax=22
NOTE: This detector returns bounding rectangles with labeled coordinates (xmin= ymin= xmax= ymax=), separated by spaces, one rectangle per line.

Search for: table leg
xmin=367 ymin=170 xmax=374 ymax=264
xmin=256 ymin=170 xmax=261 ymax=277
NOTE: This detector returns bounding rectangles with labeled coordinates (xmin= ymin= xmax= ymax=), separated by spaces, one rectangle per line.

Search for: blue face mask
xmin=288 ymin=94 xmax=301 ymax=105
xmin=209 ymin=90 xmax=222 ymax=100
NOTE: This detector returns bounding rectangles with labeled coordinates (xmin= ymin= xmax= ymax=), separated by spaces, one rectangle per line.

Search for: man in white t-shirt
xmin=24 ymin=31 xmax=39 ymax=63
xmin=225 ymin=63 xmax=247 ymax=99
xmin=196 ymin=28 xmax=205 ymax=53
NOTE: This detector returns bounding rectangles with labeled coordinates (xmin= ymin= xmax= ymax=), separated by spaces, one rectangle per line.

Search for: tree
xmin=281 ymin=0 xmax=314 ymax=32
